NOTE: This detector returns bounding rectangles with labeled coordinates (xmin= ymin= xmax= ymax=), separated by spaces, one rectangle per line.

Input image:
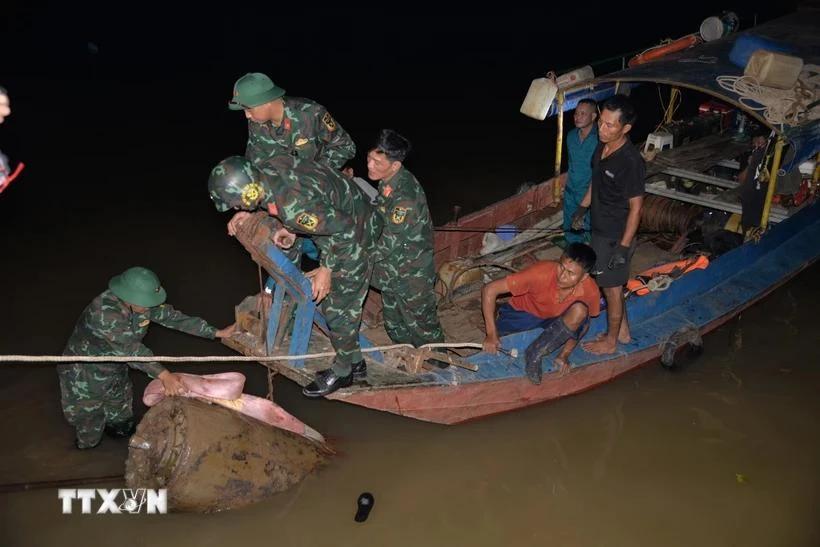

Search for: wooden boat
xmin=223 ymin=10 xmax=820 ymax=424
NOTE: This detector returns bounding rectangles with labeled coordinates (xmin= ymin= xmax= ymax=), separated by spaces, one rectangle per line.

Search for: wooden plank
xmin=645 ymin=135 xmax=749 ymax=176
xmin=660 ymin=167 xmax=740 ymax=189
xmin=645 ymin=182 xmax=789 ymax=223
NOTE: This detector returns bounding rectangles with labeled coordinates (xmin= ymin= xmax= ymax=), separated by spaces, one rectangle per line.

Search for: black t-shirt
xmin=590 ymin=139 xmax=645 ymax=238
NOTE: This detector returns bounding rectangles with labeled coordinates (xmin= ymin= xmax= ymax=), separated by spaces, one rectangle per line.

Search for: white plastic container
xmin=556 ymin=65 xmax=594 ymax=89
xmin=798 ymin=160 xmax=815 ymax=177
xmin=520 ymin=77 xmax=558 ymax=120
xmin=744 ymin=50 xmax=804 ymax=89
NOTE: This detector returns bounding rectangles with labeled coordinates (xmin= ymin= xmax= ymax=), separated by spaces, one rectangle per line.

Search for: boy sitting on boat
xmin=480 ymin=243 xmax=600 ymax=384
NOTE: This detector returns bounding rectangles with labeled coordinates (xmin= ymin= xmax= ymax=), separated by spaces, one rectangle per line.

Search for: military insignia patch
xmin=321 ymin=112 xmax=337 ymax=132
xmin=295 ymin=137 xmax=309 ymax=146
xmin=267 ymin=203 xmax=279 ymax=217
xmin=138 ymin=319 xmax=150 ymax=327
xmin=391 ymin=207 xmax=408 ymax=224
xmin=283 ymin=118 xmax=292 ymax=132
xmin=240 ymin=182 xmax=264 ymax=207
xmin=295 ymin=212 xmax=319 ymax=231
xmin=382 ymin=184 xmax=392 ymax=197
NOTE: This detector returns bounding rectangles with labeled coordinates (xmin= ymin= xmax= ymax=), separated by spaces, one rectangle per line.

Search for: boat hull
xmin=328 ymin=196 xmax=820 ymax=424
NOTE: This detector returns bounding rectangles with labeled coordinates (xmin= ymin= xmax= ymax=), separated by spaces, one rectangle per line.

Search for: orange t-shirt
xmin=506 ymin=261 xmax=601 ymax=319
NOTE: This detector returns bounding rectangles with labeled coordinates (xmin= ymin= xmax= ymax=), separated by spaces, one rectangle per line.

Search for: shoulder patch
xmin=321 ymin=112 xmax=337 ymax=132
xmin=295 ymin=212 xmax=319 ymax=231
xmin=391 ymin=206 xmax=408 ymax=224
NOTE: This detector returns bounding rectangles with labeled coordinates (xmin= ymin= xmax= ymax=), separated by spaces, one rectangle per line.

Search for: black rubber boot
xmin=104 ymin=419 xmax=136 ymax=438
xmin=524 ymin=319 xmax=575 ymax=385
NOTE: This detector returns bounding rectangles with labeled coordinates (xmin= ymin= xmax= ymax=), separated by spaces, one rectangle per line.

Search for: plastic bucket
xmin=700 ymin=11 xmax=739 ymax=42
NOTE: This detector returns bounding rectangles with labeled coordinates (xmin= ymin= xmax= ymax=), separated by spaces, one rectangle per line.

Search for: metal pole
xmin=760 ymin=136 xmax=785 ymax=230
xmin=553 ymin=90 xmax=565 ymax=205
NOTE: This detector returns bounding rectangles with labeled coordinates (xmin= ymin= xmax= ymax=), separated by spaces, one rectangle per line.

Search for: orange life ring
xmin=628 ymin=34 xmax=701 ymax=67
xmin=626 ymin=254 xmax=709 ymax=296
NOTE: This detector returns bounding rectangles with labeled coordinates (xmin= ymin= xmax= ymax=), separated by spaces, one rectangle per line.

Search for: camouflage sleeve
xmin=300 ymin=205 xmax=358 ymax=272
xmin=86 ymin=302 xmax=167 ymax=377
xmin=277 ymin=188 xmax=358 ymax=272
xmin=314 ymin=106 xmax=356 ymax=170
xmin=149 ymin=304 xmax=218 ymax=339
xmin=127 ymin=345 xmax=166 ymax=379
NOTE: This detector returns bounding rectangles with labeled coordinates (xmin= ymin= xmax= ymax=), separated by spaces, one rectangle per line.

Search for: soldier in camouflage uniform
xmin=229 ymin=72 xmax=356 ymax=170
xmin=209 ymin=154 xmax=382 ymax=398
xmin=59 ymin=267 xmax=235 ymax=449
xmin=366 ymin=130 xmax=445 ymax=348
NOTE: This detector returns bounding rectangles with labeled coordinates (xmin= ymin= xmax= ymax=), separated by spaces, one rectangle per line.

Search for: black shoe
xmin=105 ymin=419 xmax=136 ymax=438
xmin=352 ymin=360 xmax=367 ymax=380
xmin=302 ymin=368 xmax=353 ymax=398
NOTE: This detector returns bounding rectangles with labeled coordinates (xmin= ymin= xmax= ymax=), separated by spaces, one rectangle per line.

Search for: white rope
xmin=0 ymin=342 xmax=490 ymax=364
xmin=716 ymin=64 xmax=819 ymax=128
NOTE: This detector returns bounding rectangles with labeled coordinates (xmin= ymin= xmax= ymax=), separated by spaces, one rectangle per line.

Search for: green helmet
xmin=108 ymin=266 xmax=167 ymax=308
xmin=208 ymin=156 xmax=268 ymax=212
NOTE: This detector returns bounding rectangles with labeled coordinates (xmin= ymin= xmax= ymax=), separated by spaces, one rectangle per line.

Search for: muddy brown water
xmin=1 ymin=222 xmax=818 ymax=545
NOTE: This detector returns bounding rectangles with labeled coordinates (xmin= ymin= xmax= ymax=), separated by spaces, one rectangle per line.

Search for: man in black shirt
xmin=570 ymin=95 xmax=645 ymax=355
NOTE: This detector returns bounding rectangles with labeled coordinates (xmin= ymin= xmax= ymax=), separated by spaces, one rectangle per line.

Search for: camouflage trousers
xmin=57 ymin=363 xmax=134 ymax=448
xmin=321 ymin=262 xmax=371 ymax=375
xmin=372 ymin=253 xmax=445 ymax=348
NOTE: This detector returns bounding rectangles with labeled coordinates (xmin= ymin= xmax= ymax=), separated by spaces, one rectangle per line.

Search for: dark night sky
xmin=0 ymin=1 xmax=802 ymax=221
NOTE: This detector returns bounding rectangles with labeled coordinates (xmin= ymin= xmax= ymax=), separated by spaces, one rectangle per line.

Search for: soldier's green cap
xmin=228 ymin=73 xmax=286 ymax=111
xmin=109 ymin=266 xmax=167 ymax=308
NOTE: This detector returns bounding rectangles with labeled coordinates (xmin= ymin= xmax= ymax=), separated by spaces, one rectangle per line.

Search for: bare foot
xmin=553 ymin=357 xmax=572 ymax=376
xmin=590 ymin=332 xmax=631 ymax=345
xmin=583 ymin=338 xmax=618 ymax=355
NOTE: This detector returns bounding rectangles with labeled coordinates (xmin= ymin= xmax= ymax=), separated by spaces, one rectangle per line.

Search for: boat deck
xmin=230 ymin=234 xmax=679 ymax=392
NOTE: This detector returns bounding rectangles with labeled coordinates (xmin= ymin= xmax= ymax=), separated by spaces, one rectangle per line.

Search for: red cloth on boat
xmin=506 ymin=261 xmax=600 ymax=319
xmin=143 ymin=372 xmax=326 ymax=444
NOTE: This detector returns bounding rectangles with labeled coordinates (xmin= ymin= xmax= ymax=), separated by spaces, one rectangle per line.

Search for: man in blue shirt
xmin=563 ymin=99 xmax=599 ymax=244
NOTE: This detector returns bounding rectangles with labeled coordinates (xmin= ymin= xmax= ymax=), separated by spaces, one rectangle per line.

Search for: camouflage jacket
xmin=63 ymin=289 xmax=217 ymax=378
xmin=245 ymin=97 xmax=355 ymax=170
xmin=257 ymin=156 xmax=382 ymax=274
xmin=373 ymin=167 xmax=435 ymax=263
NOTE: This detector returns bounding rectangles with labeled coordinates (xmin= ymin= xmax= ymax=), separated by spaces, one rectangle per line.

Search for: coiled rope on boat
xmin=716 ymin=64 xmax=820 ymax=127
xmin=639 ymin=195 xmax=703 ymax=235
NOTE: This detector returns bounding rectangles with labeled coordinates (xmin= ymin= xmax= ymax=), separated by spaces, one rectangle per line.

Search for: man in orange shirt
xmin=481 ymin=243 xmax=600 ymax=384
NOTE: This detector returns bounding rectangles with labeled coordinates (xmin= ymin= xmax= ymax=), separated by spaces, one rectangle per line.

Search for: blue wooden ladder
xmin=260 ymin=242 xmax=383 ymax=369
